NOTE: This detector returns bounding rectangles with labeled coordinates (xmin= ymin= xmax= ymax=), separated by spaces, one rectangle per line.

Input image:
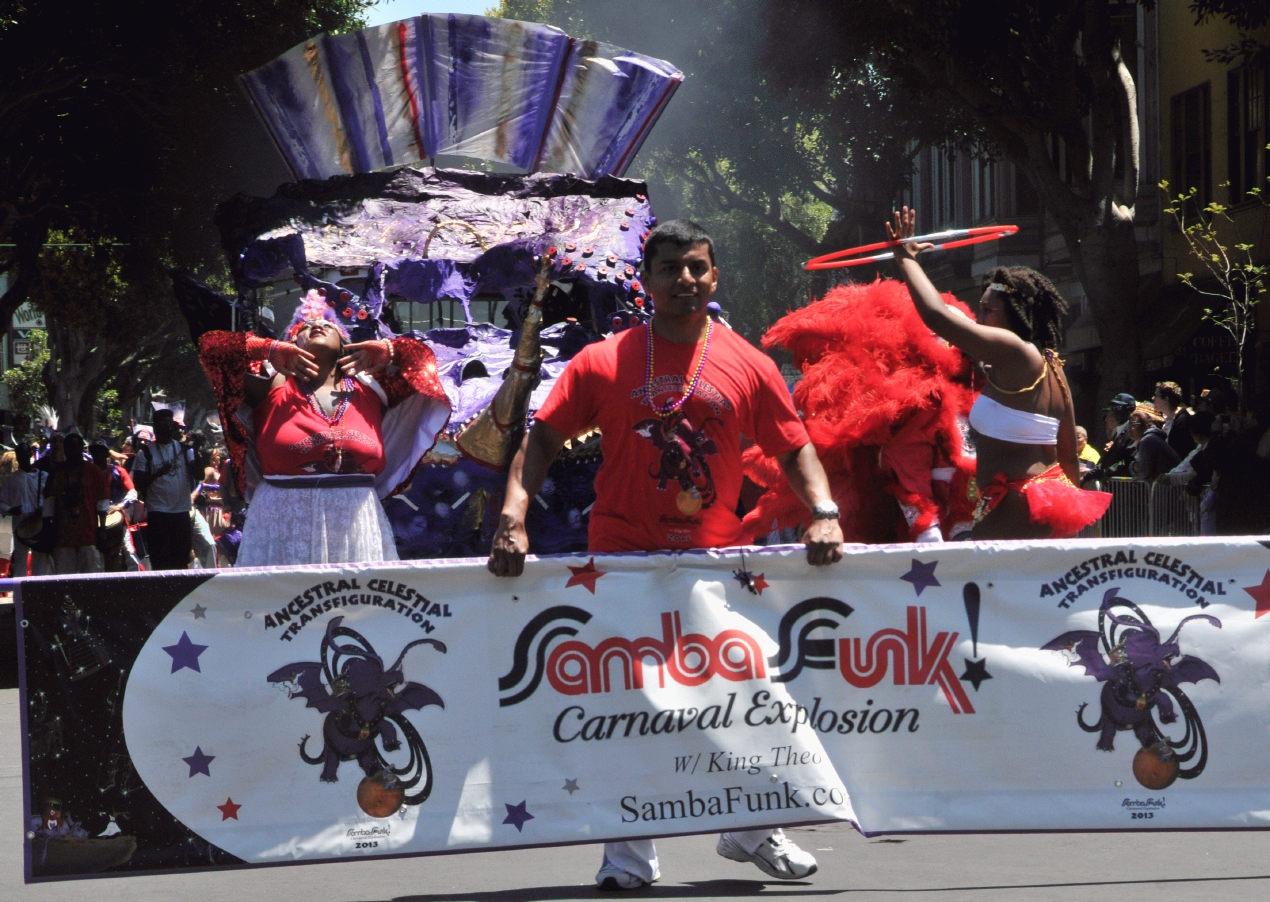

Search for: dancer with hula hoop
xmin=887 ymin=207 xmax=1111 ymax=539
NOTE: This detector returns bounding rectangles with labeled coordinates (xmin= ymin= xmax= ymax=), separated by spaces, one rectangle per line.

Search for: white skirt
xmin=236 ymin=481 xmax=398 ymax=567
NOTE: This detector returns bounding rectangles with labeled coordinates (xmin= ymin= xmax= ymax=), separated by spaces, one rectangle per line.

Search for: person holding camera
xmin=132 ymin=409 xmax=197 ymax=570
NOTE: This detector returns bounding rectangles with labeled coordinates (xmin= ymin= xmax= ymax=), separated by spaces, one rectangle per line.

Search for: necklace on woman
xmin=301 ymin=375 xmax=354 ymax=471
xmin=645 ymin=319 xmax=714 ymax=422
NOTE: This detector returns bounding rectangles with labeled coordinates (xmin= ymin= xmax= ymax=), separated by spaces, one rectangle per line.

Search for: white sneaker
xmin=595 ymin=861 xmax=658 ymax=890
xmin=716 ymin=829 xmax=818 ymax=880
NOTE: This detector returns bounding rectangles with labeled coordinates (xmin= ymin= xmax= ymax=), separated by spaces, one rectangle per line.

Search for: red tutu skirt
xmin=978 ymin=464 xmax=1112 ymax=539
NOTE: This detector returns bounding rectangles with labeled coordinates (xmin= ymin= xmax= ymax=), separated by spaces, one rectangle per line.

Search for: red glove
xmin=339 ymin=339 xmax=394 ymax=376
xmin=363 ymin=339 xmax=393 ymax=369
xmin=245 ymin=335 xmax=301 ymax=370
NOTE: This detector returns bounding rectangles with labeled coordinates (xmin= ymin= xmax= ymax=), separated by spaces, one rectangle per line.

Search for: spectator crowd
xmin=2 ymin=377 xmax=1268 ymax=578
xmin=1077 ymin=381 xmax=1270 ymax=535
xmin=0 ymin=407 xmax=243 ymax=576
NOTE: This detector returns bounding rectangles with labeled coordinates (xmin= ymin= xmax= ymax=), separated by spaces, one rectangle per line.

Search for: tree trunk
xmin=43 ymin=318 xmax=110 ymax=435
xmin=1066 ymin=209 xmax=1143 ymax=409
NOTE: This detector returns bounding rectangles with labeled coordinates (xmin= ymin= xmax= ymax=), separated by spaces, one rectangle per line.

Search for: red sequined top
xmin=198 ymin=331 xmax=449 ymax=494
xmin=254 ymin=378 xmax=385 ymax=476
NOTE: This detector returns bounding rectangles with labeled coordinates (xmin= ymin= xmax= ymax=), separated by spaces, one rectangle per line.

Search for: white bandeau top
xmin=968 ymin=393 xmax=1059 ymax=445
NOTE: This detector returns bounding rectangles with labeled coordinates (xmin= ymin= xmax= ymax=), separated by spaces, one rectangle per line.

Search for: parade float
xmin=177 ymin=12 xmax=683 ymax=560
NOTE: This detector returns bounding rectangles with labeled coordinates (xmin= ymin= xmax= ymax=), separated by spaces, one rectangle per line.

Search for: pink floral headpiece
xmin=286 ymin=288 xmax=351 ymax=342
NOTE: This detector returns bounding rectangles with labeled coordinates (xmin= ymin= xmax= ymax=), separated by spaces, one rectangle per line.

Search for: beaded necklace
xmin=300 ymin=375 xmax=355 ymax=471
xmin=645 ymin=319 xmax=713 ymax=420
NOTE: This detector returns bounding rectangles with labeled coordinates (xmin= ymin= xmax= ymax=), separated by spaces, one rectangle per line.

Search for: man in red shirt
xmin=45 ymin=433 xmax=110 ymax=574
xmin=490 ymin=220 xmax=844 ymax=890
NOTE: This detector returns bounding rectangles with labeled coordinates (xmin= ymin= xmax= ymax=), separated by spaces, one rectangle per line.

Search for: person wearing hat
xmin=132 ymin=409 xmax=198 ymax=570
xmin=1098 ymin=392 xmax=1138 ymax=479
xmin=197 ymin=286 xmax=451 ymax=566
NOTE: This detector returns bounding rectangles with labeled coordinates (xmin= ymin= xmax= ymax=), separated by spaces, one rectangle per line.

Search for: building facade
xmin=900 ymin=2 xmax=1270 ymax=438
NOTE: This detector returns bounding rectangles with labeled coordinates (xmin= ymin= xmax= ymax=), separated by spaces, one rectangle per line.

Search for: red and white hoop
xmin=804 ymin=225 xmax=1019 ymax=271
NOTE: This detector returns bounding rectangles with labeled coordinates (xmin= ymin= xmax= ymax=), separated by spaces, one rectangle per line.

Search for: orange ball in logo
xmin=1132 ymin=745 xmax=1179 ymax=790
xmin=357 ymin=772 xmax=406 ymax=818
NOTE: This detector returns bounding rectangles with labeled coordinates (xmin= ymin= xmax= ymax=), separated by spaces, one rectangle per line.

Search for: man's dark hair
xmin=1188 ymin=410 xmax=1216 ymax=440
xmin=982 ymin=266 xmax=1068 ymax=350
xmin=1154 ymin=381 xmax=1184 ymax=409
xmin=641 ymin=219 xmax=716 ymax=271
xmin=63 ymin=433 xmax=85 ymax=458
xmin=153 ymin=409 xmax=175 ymax=423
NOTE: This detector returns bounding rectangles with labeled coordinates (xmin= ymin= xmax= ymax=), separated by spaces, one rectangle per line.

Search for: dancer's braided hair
xmin=982 ymin=266 xmax=1068 ymax=350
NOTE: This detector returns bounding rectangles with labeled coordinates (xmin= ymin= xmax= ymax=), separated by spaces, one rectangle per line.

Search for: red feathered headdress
xmin=742 ymin=278 xmax=978 ymax=544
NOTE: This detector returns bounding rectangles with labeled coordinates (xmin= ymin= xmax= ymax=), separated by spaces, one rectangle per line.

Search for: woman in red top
xmin=199 ymin=288 xmax=450 ymax=566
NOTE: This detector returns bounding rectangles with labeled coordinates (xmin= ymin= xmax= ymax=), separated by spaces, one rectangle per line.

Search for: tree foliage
xmin=2 ymin=327 xmax=49 ymax=429
xmin=28 ymin=234 xmax=188 ymax=434
xmin=496 ymin=0 xmax=973 ymax=336
xmin=0 ymin=0 xmax=371 ymax=428
xmin=1189 ymin=0 xmax=1270 ymax=62
xmin=760 ymin=0 xmax=1153 ymax=404
xmin=1161 ymin=177 xmax=1268 ymax=408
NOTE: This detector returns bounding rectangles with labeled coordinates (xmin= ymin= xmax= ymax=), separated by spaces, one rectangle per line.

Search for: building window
xmin=1228 ymin=64 xmax=1266 ymax=202
xmin=975 ymin=159 xmax=995 ymax=222
xmin=1171 ymin=82 xmax=1211 ymax=205
xmin=931 ymin=147 xmax=956 ymax=227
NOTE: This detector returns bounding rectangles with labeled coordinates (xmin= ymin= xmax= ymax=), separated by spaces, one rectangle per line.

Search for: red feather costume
xmin=742 ymin=279 xmax=978 ymax=544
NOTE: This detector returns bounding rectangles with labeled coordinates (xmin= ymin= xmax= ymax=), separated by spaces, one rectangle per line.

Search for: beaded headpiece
xmin=983 ymin=270 xmax=1067 ymax=351
xmin=286 ymin=288 xmax=351 ymax=342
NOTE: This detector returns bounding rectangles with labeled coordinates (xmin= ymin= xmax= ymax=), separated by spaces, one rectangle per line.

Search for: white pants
xmin=603 ymin=829 xmax=777 ymax=883
xmin=190 ymin=510 xmax=216 ymax=569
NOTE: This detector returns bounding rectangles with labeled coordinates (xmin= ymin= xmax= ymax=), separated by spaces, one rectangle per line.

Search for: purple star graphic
xmin=502 ymin=800 xmax=534 ymax=832
xmin=163 ymin=632 xmax=208 ymax=673
xmin=900 ymin=559 xmax=940 ymax=596
xmin=182 ymin=746 xmax=215 ymax=777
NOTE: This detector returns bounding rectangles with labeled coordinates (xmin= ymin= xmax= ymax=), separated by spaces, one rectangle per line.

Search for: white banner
xmin=22 ymin=536 xmax=1270 ymax=877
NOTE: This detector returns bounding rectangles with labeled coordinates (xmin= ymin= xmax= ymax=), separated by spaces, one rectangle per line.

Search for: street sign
xmin=11 ymin=302 xmax=45 ymax=333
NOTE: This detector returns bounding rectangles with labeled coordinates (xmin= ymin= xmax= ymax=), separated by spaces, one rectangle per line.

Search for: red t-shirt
xmin=536 ymin=323 xmax=808 ymax=552
xmin=255 ymin=378 xmax=386 ymax=476
xmin=49 ymin=462 xmax=110 ymax=549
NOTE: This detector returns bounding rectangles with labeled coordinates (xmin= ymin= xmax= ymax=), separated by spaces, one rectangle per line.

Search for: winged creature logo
xmin=1042 ymin=588 xmax=1220 ymax=789
xmin=632 ymin=415 xmax=720 ymax=514
xmin=267 ymin=617 xmax=446 ymax=815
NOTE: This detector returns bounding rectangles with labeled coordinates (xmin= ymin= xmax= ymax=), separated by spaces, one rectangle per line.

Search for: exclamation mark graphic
xmin=960 ymin=582 xmax=992 ymax=690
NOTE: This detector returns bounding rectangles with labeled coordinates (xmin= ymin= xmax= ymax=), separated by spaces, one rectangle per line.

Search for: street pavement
xmin=3 ymin=688 xmax=1269 ymax=901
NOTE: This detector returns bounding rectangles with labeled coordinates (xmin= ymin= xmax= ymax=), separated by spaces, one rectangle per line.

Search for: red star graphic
xmin=217 ymin=798 xmax=241 ymax=821
xmin=566 ymin=557 xmax=606 ymax=594
xmin=1244 ymin=569 xmax=1270 ymax=619
xmin=751 ymin=573 xmax=770 ymax=595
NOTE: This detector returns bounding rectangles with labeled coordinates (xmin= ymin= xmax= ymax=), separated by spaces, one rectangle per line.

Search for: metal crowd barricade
xmin=1098 ymin=478 xmax=1150 ymax=538
xmin=1150 ymin=481 xmax=1201 ymax=536
xmin=1085 ymin=477 xmax=1201 ymax=538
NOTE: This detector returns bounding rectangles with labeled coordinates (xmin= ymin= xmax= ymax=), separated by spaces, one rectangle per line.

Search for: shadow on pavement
xmin=835 ymin=874 xmax=1270 ymax=893
xmin=395 ymin=879 xmax=831 ymax=901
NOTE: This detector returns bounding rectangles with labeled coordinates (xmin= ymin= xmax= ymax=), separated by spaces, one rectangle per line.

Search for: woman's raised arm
xmin=888 ymin=208 xmax=1039 ymax=377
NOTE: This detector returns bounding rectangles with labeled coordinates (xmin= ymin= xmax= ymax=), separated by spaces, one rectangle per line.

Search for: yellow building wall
xmin=1158 ymin=1 xmax=1270 ymax=286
